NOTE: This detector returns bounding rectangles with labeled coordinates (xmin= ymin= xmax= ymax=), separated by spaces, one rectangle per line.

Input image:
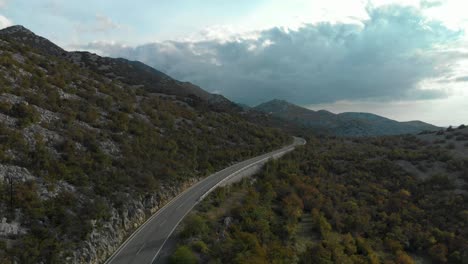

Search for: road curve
xmin=105 ymin=137 xmax=306 ymax=264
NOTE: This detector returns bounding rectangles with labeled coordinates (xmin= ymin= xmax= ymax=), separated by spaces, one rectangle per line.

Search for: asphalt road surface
xmin=105 ymin=137 xmax=306 ymax=264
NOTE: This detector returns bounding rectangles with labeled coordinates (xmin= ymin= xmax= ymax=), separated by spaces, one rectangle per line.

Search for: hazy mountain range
xmin=253 ymin=99 xmax=440 ymax=136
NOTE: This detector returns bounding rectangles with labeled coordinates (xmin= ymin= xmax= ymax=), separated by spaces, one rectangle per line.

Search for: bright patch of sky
xmin=1 ymin=0 xmax=467 ymax=126
xmin=1 ymin=0 xmax=466 ymax=45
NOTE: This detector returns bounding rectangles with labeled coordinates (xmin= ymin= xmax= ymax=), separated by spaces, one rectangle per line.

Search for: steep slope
xmin=0 ymin=26 xmax=289 ymax=263
xmin=254 ymin=99 xmax=439 ymax=136
xmin=0 ymin=25 xmax=238 ymax=112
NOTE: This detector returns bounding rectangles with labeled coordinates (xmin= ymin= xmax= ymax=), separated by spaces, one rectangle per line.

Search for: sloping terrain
xmin=0 ymin=25 xmax=238 ymax=112
xmin=0 ymin=26 xmax=289 ymax=263
xmin=254 ymin=99 xmax=440 ymax=136
xmin=175 ymin=132 xmax=468 ymax=263
xmin=417 ymin=125 xmax=468 ymax=158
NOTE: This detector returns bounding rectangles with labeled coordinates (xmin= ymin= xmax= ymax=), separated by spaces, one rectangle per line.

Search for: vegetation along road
xmin=105 ymin=137 xmax=306 ymax=264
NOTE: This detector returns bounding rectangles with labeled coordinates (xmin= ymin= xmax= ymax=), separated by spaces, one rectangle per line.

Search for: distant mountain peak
xmin=255 ymin=99 xmax=299 ymax=114
xmin=0 ymin=24 xmax=66 ymax=57
xmin=257 ymin=99 xmax=299 ymax=108
xmin=317 ymin=109 xmax=334 ymax=115
xmin=0 ymin=25 xmax=34 ymax=35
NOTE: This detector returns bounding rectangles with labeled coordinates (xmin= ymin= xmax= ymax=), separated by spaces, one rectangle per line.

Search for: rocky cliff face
xmin=69 ymin=178 xmax=199 ymax=264
xmin=0 ymin=159 xmax=199 ymax=263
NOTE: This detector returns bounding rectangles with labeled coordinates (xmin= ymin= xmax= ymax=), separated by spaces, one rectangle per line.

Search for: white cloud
xmin=94 ymin=14 xmax=120 ymax=32
xmin=82 ymin=5 xmax=464 ymax=106
xmin=196 ymin=0 xmax=468 ymax=42
xmin=0 ymin=0 xmax=10 ymax=27
xmin=306 ymin=95 xmax=468 ymax=127
xmin=75 ymin=14 xmax=123 ymax=34
xmin=0 ymin=15 xmax=12 ymax=29
xmin=73 ymin=2 xmax=467 ymax=125
xmin=421 ymin=0 xmax=468 ymax=31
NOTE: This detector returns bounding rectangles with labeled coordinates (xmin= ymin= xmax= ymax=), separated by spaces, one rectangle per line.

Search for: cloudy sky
xmin=1 ymin=0 xmax=468 ymax=126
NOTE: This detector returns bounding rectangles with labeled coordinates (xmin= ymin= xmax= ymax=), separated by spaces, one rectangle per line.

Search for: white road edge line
xmin=105 ymin=138 xmax=305 ymax=264
xmin=150 ymin=141 xmax=303 ymax=263
xmin=104 ymin=172 xmax=211 ymax=263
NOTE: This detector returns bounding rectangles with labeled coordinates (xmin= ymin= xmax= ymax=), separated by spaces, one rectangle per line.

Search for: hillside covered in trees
xmin=174 ymin=127 xmax=468 ymax=264
xmin=0 ymin=26 xmax=290 ymax=263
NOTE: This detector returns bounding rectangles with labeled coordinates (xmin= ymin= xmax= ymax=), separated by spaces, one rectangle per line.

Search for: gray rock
xmin=0 ymin=164 xmax=35 ymax=182
xmin=224 ymin=216 xmax=233 ymax=227
xmin=0 ymin=112 xmax=17 ymax=127
xmin=67 ymin=177 xmax=200 ymax=264
xmin=12 ymin=53 xmax=25 ymax=64
xmin=23 ymin=124 xmax=63 ymax=146
xmin=34 ymin=106 xmax=61 ymax=124
xmin=0 ymin=93 xmax=24 ymax=104
xmin=0 ymin=217 xmax=26 ymax=236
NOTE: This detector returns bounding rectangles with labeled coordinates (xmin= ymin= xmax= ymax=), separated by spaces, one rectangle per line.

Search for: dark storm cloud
xmin=80 ymin=5 xmax=462 ymax=105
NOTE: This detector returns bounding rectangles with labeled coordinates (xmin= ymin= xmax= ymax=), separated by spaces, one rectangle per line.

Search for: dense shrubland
xmin=0 ymin=36 xmax=289 ymax=263
xmin=175 ymin=135 xmax=468 ymax=263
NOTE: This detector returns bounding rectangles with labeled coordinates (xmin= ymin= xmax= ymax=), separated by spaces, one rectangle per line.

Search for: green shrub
xmin=11 ymin=102 xmax=40 ymax=127
xmin=170 ymin=246 xmax=198 ymax=264
xmin=180 ymin=215 xmax=208 ymax=239
xmin=191 ymin=241 xmax=209 ymax=254
xmin=0 ymin=101 xmax=13 ymax=113
xmin=79 ymin=107 xmax=99 ymax=124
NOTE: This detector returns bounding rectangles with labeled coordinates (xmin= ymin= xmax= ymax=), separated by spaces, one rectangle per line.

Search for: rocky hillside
xmin=0 ymin=25 xmax=238 ymax=112
xmin=254 ymin=99 xmax=439 ymax=136
xmin=0 ymin=25 xmax=289 ymax=263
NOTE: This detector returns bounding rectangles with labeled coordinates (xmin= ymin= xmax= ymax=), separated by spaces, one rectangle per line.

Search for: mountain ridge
xmin=0 ymin=25 xmax=239 ymax=112
xmin=254 ymin=99 xmax=440 ymax=136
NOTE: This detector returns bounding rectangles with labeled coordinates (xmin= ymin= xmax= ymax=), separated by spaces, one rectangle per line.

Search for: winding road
xmin=105 ymin=137 xmax=306 ymax=264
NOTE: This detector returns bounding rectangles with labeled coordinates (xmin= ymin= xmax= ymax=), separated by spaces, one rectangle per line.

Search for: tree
xmin=180 ymin=215 xmax=208 ymax=239
xmin=11 ymin=102 xmax=40 ymax=127
xmin=282 ymin=193 xmax=304 ymax=221
xmin=429 ymin=244 xmax=448 ymax=263
xmin=396 ymin=251 xmax=415 ymax=264
xmin=170 ymin=246 xmax=198 ymax=264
